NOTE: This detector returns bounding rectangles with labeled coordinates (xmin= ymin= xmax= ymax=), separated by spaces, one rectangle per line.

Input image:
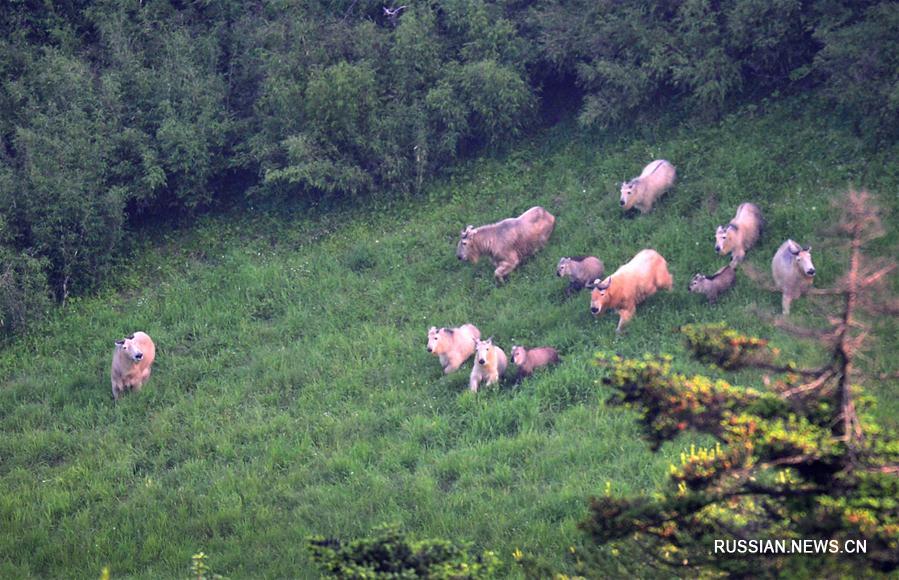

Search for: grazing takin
xmin=456 ymin=206 xmax=556 ymax=282
xmin=110 ymin=331 xmax=156 ymax=401
xmin=556 ymin=256 xmax=605 ymax=296
xmin=470 ymin=337 xmax=508 ymax=393
xmin=715 ymin=203 xmax=764 ymax=266
xmin=511 ymin=345 xmax=560 ymax=383
xmin=772 ymin=240 xmax=816 ymax=316
xmin=620 ymin=159 xmax=676 ymax=213
xmin=427 ymin=324 xmax=481 ymax=374
xmin=688 ymin=264 xmax=736 ymax=304
xmin=589 ymin=249 xmax=673 ymax=333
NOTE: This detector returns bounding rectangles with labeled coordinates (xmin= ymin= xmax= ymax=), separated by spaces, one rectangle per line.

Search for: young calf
xmin=469 ymin=337 xmax=508 ymax=393
xmin=427 ymin=324 xmax=481 ymax=374
xmin=111 ymin=331 xmax=156 ymax=401
xmin=772 ymin=240 xmax=816 ymax=316
xmin=456 ymin=206 xmax=555 ymax=282
xmin=688 ymin=264 xmax=736 ymax=304
xmin=511 ymin=345 xmax=560 ymax=383
xmin=620 ymin=160 xmax=676 ymax=213
xmin=590 ymin=249 xmax=673 ymax=333
xmin=557 ymin=256 xmax=604 ymax=296
xmin=715 ymin=203 xmax=764 ymax=266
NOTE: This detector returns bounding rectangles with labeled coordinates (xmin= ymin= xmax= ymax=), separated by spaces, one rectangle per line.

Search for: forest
xmin=1 ymin=0 xmax=897 ymax=335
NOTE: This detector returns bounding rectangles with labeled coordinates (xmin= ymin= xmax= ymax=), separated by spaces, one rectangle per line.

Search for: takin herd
xmin=111 ymin=159 xmax=819 ymax=398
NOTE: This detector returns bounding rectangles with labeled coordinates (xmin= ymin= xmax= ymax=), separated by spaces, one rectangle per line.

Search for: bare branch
xmin=781 ymin=368 xmax=836 ymax=398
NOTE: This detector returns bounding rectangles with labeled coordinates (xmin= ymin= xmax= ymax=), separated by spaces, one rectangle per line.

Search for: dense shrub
xmin=813 ymin=2 xmax=899 ymax=140
xmin=1 ymin=0 xmax=897 ymax=337
xmin=2 ymin=48 xmax=125 ymax=302
xmin=308 ymin=525 xmax=502 ymax=579
xmin=0 ymin=242 xmax=51 ymax=335
xmin=90 ymin=1 xmax=232 ymax=210
xmin=251 ymin=3 xmax=533 ymax=200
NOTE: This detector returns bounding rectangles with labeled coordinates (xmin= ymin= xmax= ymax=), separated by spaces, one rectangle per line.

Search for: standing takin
xmin=427 ymin=324 xmax=481 ymax=374
xmin=772 ymin=240 xmax=816 ymax=316
xmin=688 ymin=264 xmax=736 ymax=304
xmin=110 ymin=331 xmax=156 ymax=401
xmin=620 ymin=160 xmax=676 ymax=213
xmin=590 ymin=249 xmax=673 ymax=333
xmin=715 ymin=203 xmax=764 ymax=266
xmin=556 ymin=256 xmax=605 ymax=296
xmin=469 ymin=337 xmax=508 ymax=393
xmin=456 ymin=206 xmax=556 ymax=282
xmin=511 ymin=345 xmax=560 ymax=383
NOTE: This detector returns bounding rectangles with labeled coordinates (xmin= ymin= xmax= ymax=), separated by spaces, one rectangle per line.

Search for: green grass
xmin=1 ymin=97 xmax=897 ymax=578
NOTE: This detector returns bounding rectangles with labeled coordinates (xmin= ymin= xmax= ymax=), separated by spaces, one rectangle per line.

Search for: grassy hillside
xmin=1 ymin=98 xmax=896 ymax=578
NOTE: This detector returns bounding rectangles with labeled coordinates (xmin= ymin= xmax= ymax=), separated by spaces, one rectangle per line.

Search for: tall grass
xmin=0 ymin=97 xmax=896 ymax=577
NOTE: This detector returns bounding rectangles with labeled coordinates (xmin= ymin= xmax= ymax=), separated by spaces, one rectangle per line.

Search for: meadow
xmin=1 ymin=97 xmax=896 ymax=578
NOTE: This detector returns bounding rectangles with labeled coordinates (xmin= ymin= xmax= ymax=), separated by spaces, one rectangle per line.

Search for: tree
xmin=812 ymin=2 xmax=899 ymax=142
xmin=577 ymin=190 xmax=898 ymax=577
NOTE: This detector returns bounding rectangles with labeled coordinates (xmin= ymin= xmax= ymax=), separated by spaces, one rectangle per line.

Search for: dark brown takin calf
xmin=556 ymin=256 xmax=604 ymax=296
xmin=688 ymin=264 xmax=736 ymax=304
xmin=510 ymin=345 xmax=560 ymax=383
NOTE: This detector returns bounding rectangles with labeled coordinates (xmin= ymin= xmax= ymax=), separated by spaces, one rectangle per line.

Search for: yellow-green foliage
xmin=681 ymin=322 xmax=777 ymax=370
xmin=584 ymin=325 xmax=899 ymax=577
xmin=595 ymin=350 xmax=786 ymax=449
xmin=308 ymin=525 xmax=503 ymax=579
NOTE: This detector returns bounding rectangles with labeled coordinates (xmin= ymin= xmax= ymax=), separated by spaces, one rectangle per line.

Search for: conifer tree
xmin=576 ymin=190 xmax=898 ymax=577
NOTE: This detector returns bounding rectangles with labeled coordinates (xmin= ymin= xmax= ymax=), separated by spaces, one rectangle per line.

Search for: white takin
xmin=715 ymin=202 xmax=764 ymax=266
xmin=427 ymin=324 xmax=481 ymax=374
xmin=110 ymin=331 xmax=156 ymax=401
xmin=469 ymin=337 xmax=508 ymax=393
xmin=620 ymin=160 xmax=676 ymax=213
xmin=456 ymin=206 xmax=556 ymax=282
xmin=772 ymin=240 xmax=816 ymax=316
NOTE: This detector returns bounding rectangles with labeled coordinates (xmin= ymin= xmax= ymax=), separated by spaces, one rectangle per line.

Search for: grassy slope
xmin=1 ymin=98 xmax=897 ymax=578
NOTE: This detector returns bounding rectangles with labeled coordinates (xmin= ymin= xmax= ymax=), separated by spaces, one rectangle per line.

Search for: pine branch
xmin=781 ymin=368 xmax=836 ymax=398
xmin=864 ymin=465 xmax=899 ymax=475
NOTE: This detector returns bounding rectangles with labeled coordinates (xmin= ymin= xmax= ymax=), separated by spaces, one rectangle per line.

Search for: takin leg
xmin=443 ymin=355 xmax=461 ymax=374
xmin=132 ymin=370 xmax=151 ymax=393
xmin=438 ymin=353 xmax=450 ymax=373
xmin=493 ymin=254 xmax=520 ymax=283
xmin=781 ymin=293 xmax=793 ymax=316
xmin=493 ymin=261 xmax=517 ymax=283
xmin=513 ymin=368 xmax=528 ymax=386
xmin=616 ymin=309 xmax=635 ymax=333
xmin=469 ymin=371 xmax=480 ymax=393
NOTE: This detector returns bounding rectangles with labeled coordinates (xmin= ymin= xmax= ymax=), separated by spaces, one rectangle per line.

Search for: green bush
xmin=2 ymin=48 xmax=124 ymax=301
xmin=813 ymin=2 xmax=899 ymax=140
xmin=308 ymin=525 xmax=503 ymax=579
xmin=1 ymin=0 xmax=898 ymax=337
xmin=0 ymin=242 xmax=51 ymax=337
xmin=90 ymin=2 xmax=232 ymax=209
